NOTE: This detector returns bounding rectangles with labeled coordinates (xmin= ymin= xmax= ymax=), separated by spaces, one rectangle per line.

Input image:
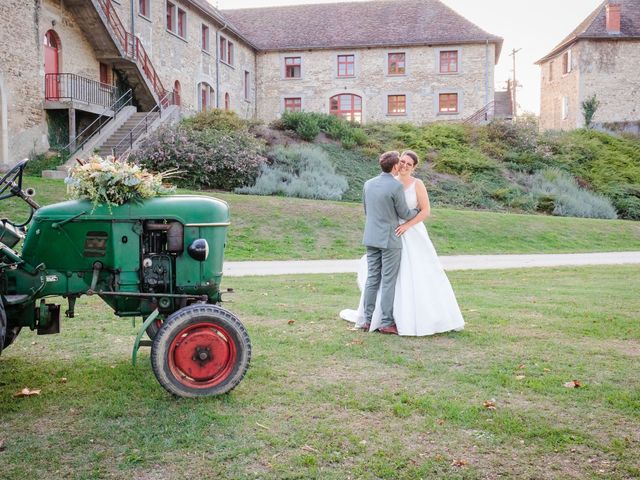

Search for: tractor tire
xmin=151 ymin=304 xmax=251 ymax=398
xmin=0 ymin=300 xmax=5 ymax=356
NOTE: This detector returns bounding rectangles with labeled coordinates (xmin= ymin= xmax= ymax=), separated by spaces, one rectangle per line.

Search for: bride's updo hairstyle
xmin=401 ymin=150 xmax=419 ymax=167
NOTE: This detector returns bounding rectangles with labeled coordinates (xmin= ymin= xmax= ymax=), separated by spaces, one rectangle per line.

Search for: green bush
xmin=183 ymin=108 xmax=250 ymax=132
xmin=236 ymin=145 xmax=348 ymax=200
xmin=131 ymin=124 xmax=266 ymax=191
xmin=295 ymin=116 xmax=321 ymax=141
xmin=433 ymin=147 xmax=500 ymax=175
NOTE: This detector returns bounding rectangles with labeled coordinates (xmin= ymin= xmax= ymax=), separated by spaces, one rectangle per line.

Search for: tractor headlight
xmin=187 ymin=239 xmax=209 ymax=261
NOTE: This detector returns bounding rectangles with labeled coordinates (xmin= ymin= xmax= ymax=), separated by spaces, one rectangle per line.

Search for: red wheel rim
xmin=168 ymin=322 xmax=237 ymax=389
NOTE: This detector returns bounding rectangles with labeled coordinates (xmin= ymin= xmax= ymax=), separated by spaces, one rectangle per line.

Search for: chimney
xmin=606 ymin=2 xmax=621 ymax=34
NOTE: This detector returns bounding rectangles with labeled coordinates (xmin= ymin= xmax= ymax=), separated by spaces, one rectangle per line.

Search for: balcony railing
xmin=464 ymin=101 xmax=495 ymax=124
xmin=96 ymin=0 xmax=169 ymax=102
xmin=45 ymin=73 xmax=117 ymax=108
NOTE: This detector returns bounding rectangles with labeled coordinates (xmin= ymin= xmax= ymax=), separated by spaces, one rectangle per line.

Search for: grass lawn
xmin=4 ymin=177 xmax=640 ymax=261
xmin=1 ymin=265 xmax=639 ymax=479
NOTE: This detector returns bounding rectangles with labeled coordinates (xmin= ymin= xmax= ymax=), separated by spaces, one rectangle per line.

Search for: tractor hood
xmin=33 ymin=195 xmax=230 ymax=225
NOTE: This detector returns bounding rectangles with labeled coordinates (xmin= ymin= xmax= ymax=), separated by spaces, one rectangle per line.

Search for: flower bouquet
xmin=65 ymin=155 xmax=178 ymax=208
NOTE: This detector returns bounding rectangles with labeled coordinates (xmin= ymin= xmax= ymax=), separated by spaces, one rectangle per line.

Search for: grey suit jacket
xmin=362 ymin=173 xmax=419 ymax=249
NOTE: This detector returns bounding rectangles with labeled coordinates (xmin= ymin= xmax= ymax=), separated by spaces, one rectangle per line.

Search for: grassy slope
xmin=0 ymin=266 xmax=638 ymax=478
xmin=4 ymin=177 xmax=640 ymax=260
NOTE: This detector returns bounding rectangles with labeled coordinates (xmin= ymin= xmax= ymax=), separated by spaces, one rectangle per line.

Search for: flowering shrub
xmin=131 ymin=125 xmax=267 ymax=191
xmin=65 ymin=155 xmax=176 ymax=208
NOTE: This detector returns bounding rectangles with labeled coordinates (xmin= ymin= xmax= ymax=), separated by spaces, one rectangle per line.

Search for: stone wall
xmin=539 ymin=39 xmax=640 ymax=131
xmin=579 ymin=39 xmax=640 ymax=125
xmin=255 ymin=43 xmax=495 ymax=124
xmin=0 ymin=0 xmax=107 ymax=167
xmin=538 ymin=44 xmax=581 ymax=131
xmin=119 ymin=0 xmax=256 ymax=118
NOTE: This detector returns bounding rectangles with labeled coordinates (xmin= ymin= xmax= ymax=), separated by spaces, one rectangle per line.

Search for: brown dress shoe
xmin=378 ymin=325 xmax=398 ymax=335
xmin=360 ymin=322 xmax=371 ymax=331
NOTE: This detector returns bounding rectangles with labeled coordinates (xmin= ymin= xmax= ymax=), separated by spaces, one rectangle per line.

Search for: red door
xmin=44 ymin=30 xmax=60 ymax=99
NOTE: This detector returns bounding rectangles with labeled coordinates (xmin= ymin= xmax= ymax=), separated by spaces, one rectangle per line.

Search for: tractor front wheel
xmin=151 ymin=304 xmax=251 ymax=398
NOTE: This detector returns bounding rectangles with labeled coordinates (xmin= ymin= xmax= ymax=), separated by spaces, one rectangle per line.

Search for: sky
xmin=214 ymin=0 xmax=604 ymax=114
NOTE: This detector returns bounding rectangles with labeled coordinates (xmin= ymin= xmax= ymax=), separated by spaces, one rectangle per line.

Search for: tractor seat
xmin=0 ymin=219 xmax=25 ymax=248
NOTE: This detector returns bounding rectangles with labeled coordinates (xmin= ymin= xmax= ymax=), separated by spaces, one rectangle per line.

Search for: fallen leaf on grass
xmin=483 ymin=400 xmax=497 ymax=410
xmin=515 ymin=375 xmax=525 ymax=380
xmin=517 ymin=364 xmax=526 ymax=369
xmin=437 ymin=419 xmax=445 ymax=426
xmin=349 ymin=339 xmax=364 ymax=345
xmin=564 ymin=380 xmax=582 ymax=388
xmin=59 ymin=377 xmax=67 ymax=383
xmin=451 ymin=459 xmax=468 ymax=468
xmin=256 ymin=422 xmax=270 ymax=430
xmin=277 ymin=303 xmax=289 ymax=307
xmin=302 ymin=445 xmax=319 ymax=453
xmin=14 ymin=388 xmax=41 ymax=397
xmin=287 ymin=320 xmax=295 ymax=325
xmin=543 ymin=368 xmax=551 ymax=373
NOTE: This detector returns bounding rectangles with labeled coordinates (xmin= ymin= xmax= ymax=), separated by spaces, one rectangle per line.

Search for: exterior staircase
xmin=97 ymin=111 xmax=159 ymax=158
xmin=63 ymin=0 xmax=169 ymax=110
xmin=494 ymin=91 xmax=514 ymax=120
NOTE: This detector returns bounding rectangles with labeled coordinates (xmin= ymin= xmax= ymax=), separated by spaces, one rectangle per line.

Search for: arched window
xmin=174 ymin=80 xmax=181 ymax=106
xmin=224 ymin=93 xmax=230 ymax=111
xmin=44 ymin=30 xmax=61 ymax=99
xmin=329 ymin=94 xmax=362 ymax=122
xmin=197 ymin=82 xmax=214 ymax=111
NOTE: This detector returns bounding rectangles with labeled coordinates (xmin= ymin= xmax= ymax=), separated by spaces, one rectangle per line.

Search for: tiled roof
xmin=220 ymin=0 xmax=503 ymax=62
xmin=536 ymin=0 xmax=640 ymax=63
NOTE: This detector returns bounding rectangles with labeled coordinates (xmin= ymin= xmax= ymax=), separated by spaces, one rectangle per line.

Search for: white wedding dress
xmin=340 ymin=180 xmax=465 ymax=336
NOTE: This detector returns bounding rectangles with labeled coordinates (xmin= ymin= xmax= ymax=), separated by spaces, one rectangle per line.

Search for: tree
xmin=581 ymin=94 xmax=600 ymax=129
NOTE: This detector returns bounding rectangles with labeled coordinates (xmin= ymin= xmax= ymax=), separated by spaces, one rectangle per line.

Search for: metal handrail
xmin=62 ymin=89 xmax=133 ymax=156
xmin=464 ymin=101 xmax=495 ymax=124
xmin=44 ymin=73 xmax=117 ymax=107
xmin=112 ymin=91 xmax=174 ymax=159
xmin=96 ymin=0 xmax=168 ymax=102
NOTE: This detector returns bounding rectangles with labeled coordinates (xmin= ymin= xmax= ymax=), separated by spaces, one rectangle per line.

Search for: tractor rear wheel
xmin=151 ymin=304 xmax=251 ymax=398
xmin=0 ymin=301 xmax=5 ymax=356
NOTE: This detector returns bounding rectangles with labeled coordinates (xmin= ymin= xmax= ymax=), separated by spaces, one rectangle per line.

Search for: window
xmin=284 ymin=98 xmax=302 ymax=112
xmin=99 ymin=63 xmax=110 ymax=85
xmin=219 ymin=36 xmax=233 ymax=64
xmin=549 ymin=61 xmax=554 ymax=82
xmin=387 ymin=95 xmax=406 ymax=115
xmin=388 ymin=53 xmax=406 ymax=75
xmin=201 ymin=25 xmax=209 ymax=52
xmin=244 ymin=71 xmax=250 ymax=101
xmin=166 ymin=2 xmax=174 ymax=31
xmin=224 ymin=93 xmax=230 ymax=110
xmin=285 ymin=57 xmax=301 ymax=78
xmin=139 ymin=0 xmax=150 ymax=17
xmin=440 ymin=50 xmax=458 ymax=73
xmin=562 ymin=49 xmax=572 ymax=74
xmin=561 ymin=96 xmax=569 ymax=119
xmin=439 ymin=93 xmax=458 ymax=113
xmin=198 ymin=82 xmax=214 ymax=111
xmin=227 ymin=42 xmax=234 ymax=65
xmin=173 ymin=80 xmax=181 ymax=106
xmin=337 ymin=55 xmax=355 ymax=77
xmin=166 ymin=1 xmax=186 ymax=38
xmin=329 ymin=94 xmax=362 ymax=122
xmin=177 ymin=9 xmax=186 ymax=37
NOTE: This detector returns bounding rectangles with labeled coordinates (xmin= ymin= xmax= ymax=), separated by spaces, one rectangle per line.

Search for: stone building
xmin=536 ymin=0 xmax=640 ymax=131
xmin=0 ymin=0 xmax=503 ymax=169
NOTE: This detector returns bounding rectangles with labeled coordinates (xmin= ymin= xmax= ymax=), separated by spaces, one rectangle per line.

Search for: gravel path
xmin=223 ymin=252 xmax=640 ymax=277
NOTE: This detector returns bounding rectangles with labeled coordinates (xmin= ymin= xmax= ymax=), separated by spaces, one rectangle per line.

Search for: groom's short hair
xmin=379 ymin=151 xmax=400 ymax=173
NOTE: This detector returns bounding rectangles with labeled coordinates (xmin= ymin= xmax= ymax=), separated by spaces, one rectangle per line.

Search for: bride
xmin=340 ymin=150 xmax=464 ymax=336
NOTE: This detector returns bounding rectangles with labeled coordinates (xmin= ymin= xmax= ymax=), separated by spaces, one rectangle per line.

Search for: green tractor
xmin=0 ymin=159 xmax=251 ymax=397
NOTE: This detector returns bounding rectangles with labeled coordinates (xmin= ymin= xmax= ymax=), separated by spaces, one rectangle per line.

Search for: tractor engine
xmin=140 ymin=221 xmax=183 ymax=295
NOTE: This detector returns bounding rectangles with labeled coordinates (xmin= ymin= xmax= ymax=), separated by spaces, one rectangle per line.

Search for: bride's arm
xmin=395 ymin=180 xmax=431 ymax=236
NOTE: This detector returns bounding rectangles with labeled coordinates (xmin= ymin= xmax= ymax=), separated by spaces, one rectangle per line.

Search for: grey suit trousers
xmin=363 ymin=246 xmax=402 ymax=328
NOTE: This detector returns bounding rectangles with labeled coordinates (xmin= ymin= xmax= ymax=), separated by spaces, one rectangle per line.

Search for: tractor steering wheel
xmin=0 ymin=158 xmax=29 ymax=201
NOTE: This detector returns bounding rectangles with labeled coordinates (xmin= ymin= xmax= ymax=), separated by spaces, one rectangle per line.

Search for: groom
xmin=362 ymin=151 xmax=419 ymax=334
